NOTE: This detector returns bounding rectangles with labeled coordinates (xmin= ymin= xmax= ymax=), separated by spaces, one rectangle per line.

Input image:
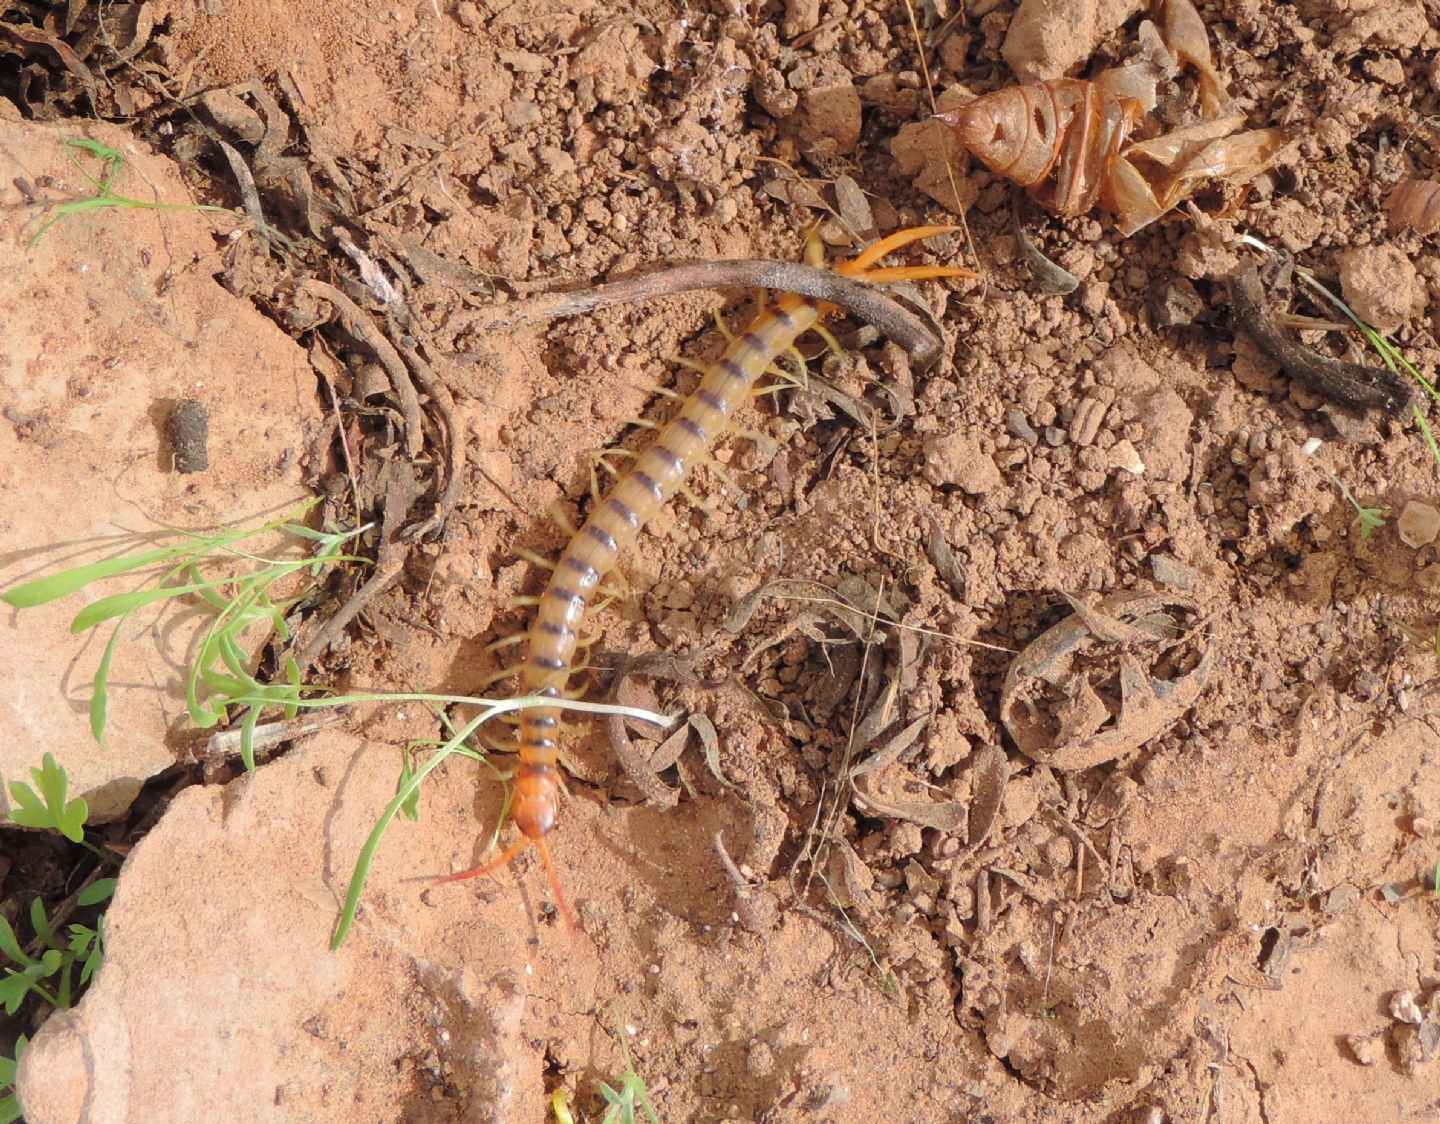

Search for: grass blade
xmin=89 ymin=623 xmax=123 ymax=746
xmin=70 ymin=582 xmax=213 ymax=633
xmin=2 ymin=544 xmax=192 ymax=609
xmin=330 ymin=704 xmax=504 ymax=950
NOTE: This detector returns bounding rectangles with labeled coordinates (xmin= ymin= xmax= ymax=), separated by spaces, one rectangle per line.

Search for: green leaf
xmin=0 ymin=544 xmax=191 ymax=609
xmin=0 ymin=1094 xmax=21 ymax=1124
xmin=9 ymin=754 xmax=88 ymax=841
xmin=37 ymin=949 xmax=64 ymax=977
xmin=0 ymin=976 xmax=29 ymax=1016
xmin=239 ymin=705 xmax=260 ymax=772
xmin=0 ymin=916 xmax=31 ymax=969
xmin=90 ymin=622 xmax=123 ymax=746
xmin=79 ymin=938 xmax=102 ymax=987
xmin=398 ymin=752 xmax=421 ymax=822
xmin=70 ymin=581 xmax=214 ymax=634
xmin=77 ymin=879 xmax=115 ymax=907
xmin=29 ymin=899 xmax=57 ymax=952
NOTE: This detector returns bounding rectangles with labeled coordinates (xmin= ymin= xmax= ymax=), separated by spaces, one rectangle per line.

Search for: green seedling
xmin=0 ymin=1035 xmax=28 ymax=1124
xmin=0 ymin=758 xmax=114 ymax=1022
xmin=8 ymin=753 xmax=88 ymax=844
xmin=1 ymin=502 xmax=368 ymax=769
xmin=552 ymin=1020 xmax=661 ymax=1124
xmin=27 ymin=137 xmax=230 ymax=246
xmin=1321 ymin=469 xmax=1387 ymax=540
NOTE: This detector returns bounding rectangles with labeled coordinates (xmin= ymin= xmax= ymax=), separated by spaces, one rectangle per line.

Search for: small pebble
xmin=1398 ymin=501 xmax=1440 ymax=548
xmin=1392 ymin=991 xmax=1424 ymax=1025
xmin=1345 ymin=1034 xmax=1381 ymax=1067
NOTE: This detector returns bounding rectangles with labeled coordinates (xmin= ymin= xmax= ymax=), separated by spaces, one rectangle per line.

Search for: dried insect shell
xmin=941 ymin=80 xmax=1141 ymax=217
xmin=1389 ymin=179 xmax=1440 ymax=236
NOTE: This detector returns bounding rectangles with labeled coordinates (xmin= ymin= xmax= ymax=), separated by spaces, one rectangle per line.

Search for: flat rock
xmin=17 ymin=729 xmax=541 ymax=1123
xmin=0 ymin=115 xmax=317 ymax=822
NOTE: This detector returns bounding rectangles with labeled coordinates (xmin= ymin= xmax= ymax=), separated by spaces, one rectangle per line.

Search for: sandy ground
xmin=5 ymin=0 xmax=1440 ymax=1120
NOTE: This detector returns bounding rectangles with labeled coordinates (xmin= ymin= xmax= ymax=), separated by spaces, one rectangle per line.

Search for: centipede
xmin=435 ymin=226 xmax=970 ymax=925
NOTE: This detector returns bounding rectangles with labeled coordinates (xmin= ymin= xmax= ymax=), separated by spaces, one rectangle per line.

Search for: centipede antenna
xmin=852 ymin=264 xmax=976 ymax=283
xmin=841 ymin=223 xmax=960 ymax=273
xmin=433 ymin=836 xmax=530 ymax=885
xmin=535 ymin=836 xmax=579 ymax=931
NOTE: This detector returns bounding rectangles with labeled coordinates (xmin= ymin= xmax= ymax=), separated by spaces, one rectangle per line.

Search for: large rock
xmin=0 ymin=112 xmax=317 ymax=822
xmin=17 ymin=729 xmax=542 ymax=1123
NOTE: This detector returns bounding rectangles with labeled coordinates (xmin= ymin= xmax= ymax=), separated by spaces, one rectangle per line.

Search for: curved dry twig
xmin=457 ymin=259 xmax=955 ymax=367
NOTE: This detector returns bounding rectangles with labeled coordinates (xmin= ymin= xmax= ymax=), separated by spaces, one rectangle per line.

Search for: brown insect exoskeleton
xmin=938 ymin=0 xmax=1290 ymax=235
xmin=1388 ymin=179 xmax=1440 ymax=236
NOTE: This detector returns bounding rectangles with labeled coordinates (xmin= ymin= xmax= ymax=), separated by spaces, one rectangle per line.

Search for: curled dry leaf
xmin=964 ymin=744 xmax=1010 ymax=854
xmin=1001 ymin=590 xmax=1213 ymax=771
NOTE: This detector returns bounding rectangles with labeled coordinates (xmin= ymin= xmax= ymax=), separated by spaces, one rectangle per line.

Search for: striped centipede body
xmin=437 ymin=227 xmax=970 ymax=924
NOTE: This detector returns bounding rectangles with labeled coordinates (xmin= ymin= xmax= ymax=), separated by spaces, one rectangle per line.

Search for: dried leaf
xmin=851 ymin=712 xmax=928 ymax=776
xmin=852 ymin=772 xmax=968 ymax=831
xmin=763 ymin=177 xmax=827 ymax=209
xmin=1001 ymin=591 xmax=1213 ymax=770
xmin=1013 ymin=206 xmax=1079 ymax=295
xmin=689 ymin=712 xmax=739 ymax=792
xmin=833 ymin=174 xmax=874 ymax=238
xmin=964 ymin=744 xmax=1009 ymax=852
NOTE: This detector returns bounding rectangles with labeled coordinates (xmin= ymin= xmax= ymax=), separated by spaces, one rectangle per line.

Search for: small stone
xmin=1338 ymin=244 xmax=1424 ymax=333
xmin=782 ymin=0 xmax=821 ymax=37
xmin=1106 ymin=439 xmax=1145 ymax=476
xmin=923 ymin=431 xmax=1003 ymax=494
xmin=504 ymin=99 xmax=541 ymax=129
xmin=1391 ymin=990 xmax=1424 ymax=1025
xmin=1150 ymin=553 xmax=1196 ymax=590
xmin=799 ymin=82 xmax=862 ymax=156
xmin=455 ymin=0 xmax=481 ymax=30
xmin=1324 ymin=883 xmax=1360 ymax=915
xmin=1412 ymin=816 xmax=1434 ymax=837
xmin=1398 ymin=500 xmax=1440 ymax=548
xmin=499 ymin=48 xmax=547 ymax=74
xmin=1005 ymin=408 xmax=1038 ymax=445
xmin=1152 ymin=279 xmax=1206 ymax=328
xmin=1345 ymin=1034 xmax=1381 ymax=1067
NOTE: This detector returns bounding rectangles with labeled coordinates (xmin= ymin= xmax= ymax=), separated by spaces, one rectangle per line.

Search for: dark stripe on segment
xmin=548 ymin=586 xmax=583 ymax=606
xmin=562 ymin=555 xmax=597 ymax=582
xmin=537 ymin=620 xmax=572 ymax=638
xmin=676 ymin=417 xmax=706 ymax=443
xmin=585 ymin=524 xmax=618 ymax=552
xmin=606 ymin=497 xmax=640 ymax=529
xmin=770 ymin=304 xmax=797 ymax=330
xmin=633 ymin=471 xmax=663 ymax=502
xmin=696 ymin=389 xmax=730 ymax=415
xmin=735 ymin=331 xmax=767 ymax=359
xmin=717 ymin=357 xmax=748 ymax=385
xmin=529 ymin=714 xmax=558 ymax=727
xmin=652 ymin=444 xmax=682 ymax=472
xmin=531 ymin=654 xmax=565 ymax=671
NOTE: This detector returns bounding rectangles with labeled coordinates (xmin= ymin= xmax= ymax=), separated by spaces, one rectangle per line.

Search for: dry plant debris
xmin=1001 ymin=591 xmax=1212 ymax=770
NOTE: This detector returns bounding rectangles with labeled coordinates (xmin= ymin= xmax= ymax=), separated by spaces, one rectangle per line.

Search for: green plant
xmin=28 ymin=137 xmax=231 ymax=246
xmin=550 ymin=1022 xmax=662 ymax=1124
xmin=1 ymin=503 xmax=368 ymax=769
xmin=1 ymin=1035 xmax=28 ymax=1124
xmin=0 ymin=758 xmax=115 ymax=1030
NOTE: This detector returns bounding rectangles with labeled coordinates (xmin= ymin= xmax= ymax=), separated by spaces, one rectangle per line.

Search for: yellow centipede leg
xmin=513 ymin=547 xmax=555 ymax=571
xmin=486 ymin=633 xmax=527 ymax=653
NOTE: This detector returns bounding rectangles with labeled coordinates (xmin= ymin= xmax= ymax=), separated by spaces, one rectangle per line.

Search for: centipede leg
xmin=513 ymin=547 xmax=555 ymax=571
xmin=486 ymin=633 xmax=528 ymax=653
